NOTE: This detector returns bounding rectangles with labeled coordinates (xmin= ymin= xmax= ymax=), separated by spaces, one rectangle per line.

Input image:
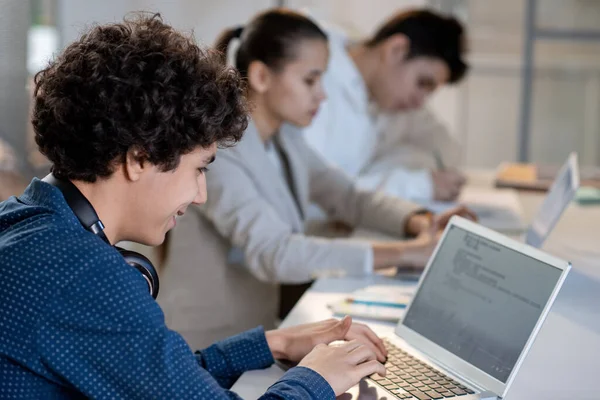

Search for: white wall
xmin=58 ymin=0 xmax=275 ymax=48
xmin=286 ymin=0 xmax=427 ymax=38
xmin=464 ymin=0 xmax=600 ymax=167
xmin=0 ymin=0 xmax=30 ymax=172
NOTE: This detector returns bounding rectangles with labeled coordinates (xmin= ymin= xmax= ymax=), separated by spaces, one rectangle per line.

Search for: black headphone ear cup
xmin=116 ymin=247 xmax=160 ymax=299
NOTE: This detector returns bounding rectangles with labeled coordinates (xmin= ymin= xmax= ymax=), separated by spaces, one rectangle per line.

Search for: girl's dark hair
xmin=33 ymin=13 xmax=248 ymax=183
xmin=214 ymin=8 xmax=327 ymax=78
xmin=367 ymin=9 xmax=468 ymax=84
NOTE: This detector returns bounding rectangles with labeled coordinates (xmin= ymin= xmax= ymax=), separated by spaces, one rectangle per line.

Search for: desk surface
xmin=233 ymin=171 xmax=600 ymax=400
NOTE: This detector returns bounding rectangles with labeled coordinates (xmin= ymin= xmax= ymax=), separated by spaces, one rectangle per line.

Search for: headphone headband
xmin=42 ymin=174 xmax=109 ymax=243
xmin=43 ymin=174 xmax=159 ymax=298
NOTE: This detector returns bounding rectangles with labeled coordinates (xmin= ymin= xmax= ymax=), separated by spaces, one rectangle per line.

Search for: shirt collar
xmin=327 ymin=30 xmax=370 ymax=111
xmin=19 ymin=177 xmax=82 ymax=225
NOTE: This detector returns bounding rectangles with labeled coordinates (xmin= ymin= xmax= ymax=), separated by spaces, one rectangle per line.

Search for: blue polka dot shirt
xmin=0 ymin=179 xmax=335 ymax=399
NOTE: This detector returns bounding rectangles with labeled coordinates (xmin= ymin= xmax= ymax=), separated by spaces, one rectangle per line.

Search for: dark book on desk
xmin=495 ymin=162 xmax=600 ymax=191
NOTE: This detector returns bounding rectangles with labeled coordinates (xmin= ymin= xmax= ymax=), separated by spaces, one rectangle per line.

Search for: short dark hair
xmin=33 ymin=13 xmax=248 ymax=183
xmin=214 ymin=8 xmax=327 ymax=79
xmin=367 ymin=9 xmax=468 ymax=84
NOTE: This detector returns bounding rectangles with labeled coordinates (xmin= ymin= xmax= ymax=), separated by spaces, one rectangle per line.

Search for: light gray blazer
xmin=158 ymin=121 xmax=421 ymax=349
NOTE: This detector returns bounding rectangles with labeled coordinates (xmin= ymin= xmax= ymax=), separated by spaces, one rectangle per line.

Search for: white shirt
xmin=303 ymin=29 xmax=461 ymax=202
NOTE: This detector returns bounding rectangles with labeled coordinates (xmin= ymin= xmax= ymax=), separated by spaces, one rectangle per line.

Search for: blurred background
xmin=2 ymin=0 xmax=600 ymax=180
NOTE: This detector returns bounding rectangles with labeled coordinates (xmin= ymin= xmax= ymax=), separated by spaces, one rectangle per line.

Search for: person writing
xmin=303 ymin=9 xmax=469 ymax=203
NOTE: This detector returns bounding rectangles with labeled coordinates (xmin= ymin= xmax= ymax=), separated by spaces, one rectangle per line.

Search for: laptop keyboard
xmin=368 ymin=339 xmax=476 ymax=400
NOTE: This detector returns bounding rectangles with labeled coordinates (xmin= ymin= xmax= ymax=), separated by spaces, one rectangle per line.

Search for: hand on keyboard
xmin=368 ymin=339 xmax=475 ymax=399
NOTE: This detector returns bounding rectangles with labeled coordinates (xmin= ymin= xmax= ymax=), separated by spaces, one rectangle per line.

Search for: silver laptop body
xmin=344 ymin=216 xmax=571 ymax=400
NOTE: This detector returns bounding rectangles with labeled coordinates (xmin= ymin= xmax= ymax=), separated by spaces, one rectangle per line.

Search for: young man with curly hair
xmin=0 ymin=14 xmax=387 ymax=399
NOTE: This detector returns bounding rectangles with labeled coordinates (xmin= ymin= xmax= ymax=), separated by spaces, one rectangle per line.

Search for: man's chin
xmin=131 ymin=233 xmax=166 ymax=248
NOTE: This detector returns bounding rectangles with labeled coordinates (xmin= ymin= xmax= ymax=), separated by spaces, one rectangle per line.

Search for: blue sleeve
xmin=36 ymin=250 xmax=334 ymax=399
xmin=195 ymin=329 xmax=334 ymax=399
xmin=261 ymin=367 xmax=336 ymax=400
xmin=194 ymin=326 xmax=275 ymax=388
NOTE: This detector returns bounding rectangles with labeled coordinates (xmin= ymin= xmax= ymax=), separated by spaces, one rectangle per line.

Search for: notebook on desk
xmin=495 ymin=156 xmax=599 ymax=191
xmin=328 ymin=284 xmax=416 ymax=322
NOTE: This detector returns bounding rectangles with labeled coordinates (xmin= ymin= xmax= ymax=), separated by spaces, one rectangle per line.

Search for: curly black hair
xmin=33 ymin=13 xmax=249 ymax=182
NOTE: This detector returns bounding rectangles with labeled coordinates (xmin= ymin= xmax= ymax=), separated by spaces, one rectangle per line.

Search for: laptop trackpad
xmin=337 ymin=379 xmax=394 ymax=400
xmin=338 ymin=379 xmax=491 ymax=400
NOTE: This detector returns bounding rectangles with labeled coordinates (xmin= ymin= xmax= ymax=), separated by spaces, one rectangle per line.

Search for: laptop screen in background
xmin=402 ymin=225 xmax=562 ymax=382
xmin=525 ymin=156 xmax=576 ymax=248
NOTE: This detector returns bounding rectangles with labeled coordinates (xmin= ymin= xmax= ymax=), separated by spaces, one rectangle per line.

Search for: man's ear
xmin=247 ymin=60 xmax=273 ymax=94
xmin=124 ymin=147 xmax=148 ymax=182
xmin=380 ymin=33 xmax=410 ymax=65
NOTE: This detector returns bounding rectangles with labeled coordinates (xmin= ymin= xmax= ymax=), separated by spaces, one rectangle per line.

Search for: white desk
xmin=233 ymin=172 xmax=600 ymax=399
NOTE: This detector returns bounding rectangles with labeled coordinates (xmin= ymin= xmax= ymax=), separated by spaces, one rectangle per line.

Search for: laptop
xmin=394 ymin=153 xmax=578 ymax=281
xmin=523 ymin=152 xmax=580 ymax=248
xmin=343 ymin=216 xmax=571 ymax=400
xmin=424 ymin=152 xmax=579 ymax=248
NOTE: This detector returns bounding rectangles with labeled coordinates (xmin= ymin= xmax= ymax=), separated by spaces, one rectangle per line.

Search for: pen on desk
xmin=345 ymin=298 xmax=407 ymax=309
xmin=433 ymin=150 xmax=446 ymax=171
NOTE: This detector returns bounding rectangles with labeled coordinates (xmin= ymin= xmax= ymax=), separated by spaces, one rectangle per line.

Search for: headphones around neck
xmin=43 ymin=174 xmax=160 ymax=299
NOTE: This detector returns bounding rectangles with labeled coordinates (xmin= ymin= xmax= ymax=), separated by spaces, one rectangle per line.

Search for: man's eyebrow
xmin=204 ymin=155 xmax=216 ymax=164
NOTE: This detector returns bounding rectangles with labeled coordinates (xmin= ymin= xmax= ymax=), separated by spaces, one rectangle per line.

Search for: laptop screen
xmin=402 ymin=225 xmax=563 ymax=383
xmin=524 ymin=153 xmax=578 ymax=248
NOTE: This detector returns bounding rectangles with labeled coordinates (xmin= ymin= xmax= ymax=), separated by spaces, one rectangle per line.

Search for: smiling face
xmin=125 ymin=144 xmax=216 ymax=246
xmin=254 ymin=38 xmax=329 ymax=128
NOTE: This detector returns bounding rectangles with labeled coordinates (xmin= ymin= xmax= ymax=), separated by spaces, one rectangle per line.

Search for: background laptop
xmin=394 ymin=154 xmax=578 ymax=282
xmin=523 ymin=152 xmax=580 ymax=248
xmin=349 ymin=216 xmax=571 ymax=400
xmin=420 ymin=152 xmax=580 ymax=248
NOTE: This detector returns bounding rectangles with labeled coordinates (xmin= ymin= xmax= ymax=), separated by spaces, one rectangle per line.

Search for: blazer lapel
xmin=278 ymin=124 xmax=310 ymax=220
xmin=228 ymin=121 xmax=304 ymax=231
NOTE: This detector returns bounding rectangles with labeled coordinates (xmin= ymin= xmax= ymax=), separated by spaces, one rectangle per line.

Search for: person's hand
xmin=406 ymin=204 xmax=478 ymax=238
xmin=396 ymin=229 xmax=441 ymax=269
xmin=431 ymin=169 xmax=466 ymax=201
xmin=298 ymin=339 xmax=387 ymax=396
xmin=265 ymin=315 xmax=387 ymax=363
xmin=405 ymin=212 xmax=433 ymax=237
xmin=328 ymin=220 xmax=354 ymax=236
xmin=398 ymin=205 xmax=477 ymax=269
xmin=431 ymin=205 xmax=477 ymax=233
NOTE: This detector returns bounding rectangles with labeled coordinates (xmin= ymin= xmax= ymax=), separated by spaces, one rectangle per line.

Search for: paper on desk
xmin=328 ymin=285 xmax=416 ymax=322
xmin=421 ymin=187 xmax=526 ymax=232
